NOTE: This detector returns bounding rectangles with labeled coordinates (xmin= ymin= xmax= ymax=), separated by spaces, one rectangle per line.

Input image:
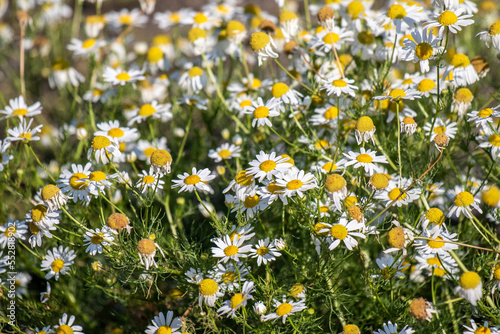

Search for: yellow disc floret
xmin=459 ymin=271 xmax=481 ymax=289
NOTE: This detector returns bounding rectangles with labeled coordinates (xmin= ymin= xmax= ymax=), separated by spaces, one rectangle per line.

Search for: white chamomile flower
xmin=243 ymin=97 xmax=281 ymax=128
xmin=374 ymin=321 xmax=415 ymax=334
xmin=0 ymin=95 xmax=42 ymax=119
xmin=355 ymin=116 xmax=376 ymax=145
xmin=1 ymin=219 xmax=27 ymax=250
xmin=172 ymin=167 xmax=215 ymax=193
xmin=274 ymin=167 xmax=318 ymax=204
xmin=137 ymin=238 xmax=165 ymax=270
xmin=178 ymin=66 xmax=206 ymax=95
xmin=54 ymin=313 xmax=84 ymax=334
xmin=250 ymin=237 xmax=282 ymax=266
xmin=58 ymin=163 xmax=93 ymax=204
xmin=136 ymin=170 xmax=165 ymax=194
xmin=462 ymin=319 xmax=499 ymax=334
xmin=425 ymin=8 xmax=474 ymax=36
xmin=262 ymin=297 xmax=307 ymax=324
xmin=479 ymin=133 xmax=500 ymax=159
xmin=319 ymin=215 xmax=366 ymax=251
xmin=249 ymin=32 xmax=279 ymax=66
xmin=476 ymin=21 xmax=500 ymax=52
xmin=145 ymin=311 xmax=182 ymax=334
xmin=375 ymin=253 xmax=410 ymax=281
xmin=321 ymin=77 xmax=358 ymax=97
xmin=94 ymin=120 xmax=139 ymax=142
xmin=269 ymin=82 xmax=303 ymax=106
xmin=87 ymin=135 xmax=121 ymax=164
xmin=325 ymin=173 xmax=349 ymax=211
xmin=448 ymin=187 xmax=482 ymax=219
xmin=375 ymin=178 xmax=421 ymax=207
xmin=467 ymin=106 xmax=500 ymax=134
xmin=342 ymin=148 xmax=388 ymax=176
xmin=83 ymin=226 xmax=114 ymax=256
xmin=40 ymin=281 xmax=51 ymax=303
xmin=208 ymin=143 xmax=241 ymax=163
xmin=211 ymin=234 xmax=253 ymax=263
xmin=67 ymin=37 xmax=105 ymax=57
xmin=6 ymin=118 xmax=42 ymax=143
xmin=102 ymin=66 xmax=145 ymax=86
xmin=376 ymin=3 xmax=425 ymax=34
xmin=401 ymin=28 xmax=443 ymax=73
xmin=127 ymin=101 xmax=173 ymax=125
xmin=217 ymin=281 xmax=255 ymax=318
xmin=454 ymin=271 xmax=483 ymax=306
xmin=374 ymin=88 xmax=421 ymax=102
xmin=423 ymin=118 xmax=458 ymax=141
xmin=189 ymin=273 xmax=224 ymax=307
xmin=419 ymin=207 xmax=446 ymax=234
xmin=413 ymin=229 xmax=459 ymax=256
xmin=40 ymin=246 xmax=76 ymax=280
xmin=444 ymin=53 xmax=479 ymax=87
xmin=247 ymin=151 xmax=292 ymax=182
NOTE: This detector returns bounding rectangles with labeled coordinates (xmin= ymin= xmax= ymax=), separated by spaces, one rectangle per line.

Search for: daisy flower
xmin=153 ymin=9 xmax=193 ymax=29
xmin=448 ymin=187 xmax=482 ymax=218
xmin=350 ymin=30 xmax=377 ymax=60
xmin=321 ymin=77 xmax=358 ymax=97
xmin=374 ymin=88 xmax=421 ymax=102
xmin=172 ymin=167 xmax=215 ymax=193
xmin=250 ymin=237 xmax=282 ymax=266
xmin=0 ymin=219 xmax=28 ymax=248
xmin=54 ymin=314 xmax=84 ymax=334
xmin=29 ymin=221 xmax=55 ymax=248
xmin=355 ymin=116 xmax=376 ymax=145
xmin=87 ymin=135 xmax=121 ymax=164
xmin=223 ymin=170 xmax=255 ymax=201
xmin=413 ymin=229 xmax=459 ymax=256
xmin=343 ymin=148 xmax=388 ymax=176
xmin=423 ymin=118 xmax=458 ymax=141
xmin=401 ymin=28 xmax=443 ymax=73
xmin=309 ymin=26 xmax=354 ymax=53
xmin=451 ymin=87 xmax=474 ymax=116
xmin=401 ymin=117 xmax=417 ymax=136
xmin=374 ymin=321 xmax=415 ymax=334
xmin=67 ymin=38 xmax=105 ymax=57
xmin=217 ymin=281 xmax=255 ymax=318
xmin=249 ymin=32 xmax=279 ymax=66
xmin=0 ymin=95 xmax=42 ymax=119
xmin=445 ymin=53 xmax=479 ymax=87
xmin=477 ymin=21 xmax=500 ymax=52
xmin=40 ymin=184 xmax=68 ymax=211
xmin=246 ymin=151 xmax=292 ymax=182
xmin=325 ymin=173 xmax=348 ymax=211
xmin=94 ymin=120 xmax=139 ymax=143
xmin=262 ymin=297 xmax=307 ymax=324
xmin=243 ymin=97 xmax=281 ymax=128
xmin=455 ymin=271 xmax=483 ymax=306
xmin=376 ymin=3 xmax=425 ymax=34
xmin=312 ymin=160 xmax=344 ymax=174
xmin=269 ymin=82 xmax=303 ymax=106
xmin=419 ymin=207 xmax=446 ymax=234
xmin=83 ymin=227 xmax=114 ymax=256
xmin=258 ymin=181 xmax=287 ymax=205
xmin=178 ymin=66 xmax=206 ymax=95
xmin=34 ymin=327 xmax=53 ymax=334
xmin=208 ymin=143 xmax=241 ymax=163
xmin=309 ymin=105 xmax=341 ymax=128
xmin=25 ymin=204 xmax=60 ymax=230
xmin=13 ymin=273 xmax=31 ymax=297
xmin=49 ymin=57 xmax=85 ymax=89
xmin=58 ymin=163 xmax=95 ymax=204
xmin=467 ymin=106 xmax=500 ymax=134
xmin=415 ymin=253 xmax=459 ymax=278
xmin=6 ymin=118 xmax=42 ymax=143
xmin=319 ymin=215 xmax=366 ymax=251
xmin=41 ymin=246 xmax=76 ymax=280
xmin=274 ymin=167 xmax=318 ymax=203
xmin=40 ymin=282 xmax=51 ymax=303
xmin=137 ymin=238 xmax=165 ymax=270
xmin=106 ymin=8 xmax=147 ymax=29
xmin=213 ymin=261 xmax=249 ymax=292
xmin=136 ymin=170 xmax=165 ymax=194
xmin=145 ymin=311 xmax=182 ymax=334
xmin=375 ymin=178 xmax=421 ymax=207
xmin=463 ymin=319 xmax=499 ymax=334
xmin=102 ymin=66 xmax=145 ymax=86
xmin=375 ymin=253 xmax=410 ymax=281
xmin=425 ymin=8 xmax=474 ymax=35
xmin=0 ymin=140 xmax=13 ymax=171
xmin=126 ymin=101 xmax=173 ymax=125
xmin=211 ymin=234 xmax=253 ymax=263
xmin=279 ymin=10 xmax=300 ymax=41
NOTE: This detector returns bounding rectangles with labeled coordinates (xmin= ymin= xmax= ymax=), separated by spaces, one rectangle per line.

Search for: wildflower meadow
xmin=2 ymin=0 xmax=500 ymax=332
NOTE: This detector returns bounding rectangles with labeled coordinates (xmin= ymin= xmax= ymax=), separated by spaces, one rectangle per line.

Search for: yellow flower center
xmin=280 ymin=10 xmax=297 ymax=22
xmin=427 ymin=257 xmax=442 ymax=266
xmin=425 ymin=208 xmax=445 ymax=225
xmin=356 ymin=153 xmax=373 ymax=163
xmin=343 ymin=324 xmax=360 ymax=334
xmin=345 ymin=196 xmax=358 ymax=208
xmin=488 ymin=134 xmax=500 ymax=146
xmin=92 ymin=136 xmax=110 ymax=151
xmin=106 ymin=128 xmax=124 ymax=139
xmin=325 ymin=174 xmax=346 ymax=192
xmin=70 ymin=172 xmax=89 ymax=190
xmin=494 ymin=265 xmax=500 ymax=280
xmin=356 ymin=116 xmax=375 ymax=132
xmin=257 ymin=246 xmax=269 ymax=255
xmin=254 ymin=106 xmax=270 ymax=119
xmin=330 ymin=224 xmax=348 ymax=240
xmin=459 ymin=271 xmax=481 ymax=289
xmin=30 ymin=222 xmax=41 ymax=234
xmin=188 ymin=27 xmax=207 ymax=42
xmin=319 ymin=206 xmax=330 ymax=213
xmin=91 ymin=232 xmax=104 ymax=245
xmin=41 ymin=184 xmax=60 ymax=201
xmin=403 ymin=117 xmax=415 ymax=125
xmin=276 ymin=302 xmax=293 ymax=316
xmin=31 ymin=204 xmax=48 ymax=222
xmin=188 ymin=66 xmax=203 ymax=77
xmin=51 ymin=259 xmax=65 ymax=272
xmin=224 ymin=245 xmax=239 ymax=256
xmin=450 ymin=54 xmax=470 ymax=68
xmin=415 ymin=42 xmax=433 ymax=60
xmin=417 ymin=79 xmax=436 ymax=92
xmin=244 ymin=195 xmax=260 ymax=208
xmin=333 ymin=79 xmax=348 ymax=88
xmin=387 ymin=4 xmax=407 ymax=19
xmin=147 ymin=46 xmax=164 ymax=63
xmin=438 ymin=11 xmax=458 ymax=26
xmin=482 ymin=186 xmax=500 ymax=207
xmin=239 ymin=100 xmax=252 ymax=108
xmin=115 ymin=72 xmax=131 ymax=81
xmin=286 ymin=179 xmax=303 ymax=190
xmin=475 ymin=328 xmax=491 ymax=334
xmin=89 ymin=171 xmax=106 ymax=182
xmin=388 ymin=188 xmax=406 ymax=201
xmin=138 ymin=104 xmax=156 ymax=117
xmin=230 ymin=293 xmax=245 ymax=309
xmin=119 ymin=14 xmax=132 ymax=25
xmin=267 ymin=182 xmax=284 ymax=193
xmin=478 ymin=108 xmax=493 ymax=118
xmin=370 ymin=173 xmax=389 ymax=189
xmin=271 ymin=82 xmax=290 ymax=98
xmin=156 ymin=326 xmax=172 ymax=334
xmin=322 ymin=162 xmax=337 ymax=172
xmin=260 ymin=160 xmax=277 ymax=172
xmin=199 ymin=278 xmax=218 ymax=296
xmin=387 ymin=227 xmax=405 ymax=249
xmin=193 ymin=12 xmax=208 ymax=24
xmin=4 ymin=226 xmax=16 ymax=236
xmin=82 ymin=38 xmax=96 ymax=49
xmin=142 ymin=175 xmax=155 ymax=184
xmin=357 ymin=31 xmax=374 ymax=45
xmin=389 ymin=88 xmax=406 ymax=99
xmin=235 ymin=170 xmax=253 ymax=186
xmin=428 ymin=236 xmax=444 ymax=249
xmin=433 ymin=126 xmax=446 ymax=134
xmin=52 ymin=58 xmax=70 ymax=71
xmin=489 ymin=21 xmax=500 ymax=35
xmin=19 ymin=132 xmax=32 ymax=142
xmin=347 ymin=1 xmax=364 ymax=18
xmin=324 ymin=107 xmax=339 ymax=120
xmin=184 ymin=175 xmax=201 ymax=185
xmin=227 ymin=20 xmax=246 ymax=36
xmin=323 ymin=32 xmax=340 ymax=44
xmin=315 ymin=139 xmax=331 ymax=150
xmin=290 ymin=283 xmax=304 ymax=297
xmin=222 ymin=271 xmax=237 ymax=282
xmin=455 ymin=88 xmax=473 ymax=103
xmin=454 ymin=191 xmax=474 ymax=206
xmin=12 ymin=108 xmax=28 ymax=116
xmin=218 ymin=149 xmax=232 ymax=159
xmin=249 ymin=32 xmax=270 ymax=51
xmin=56 ymin=325 xmax=73 ymax=334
